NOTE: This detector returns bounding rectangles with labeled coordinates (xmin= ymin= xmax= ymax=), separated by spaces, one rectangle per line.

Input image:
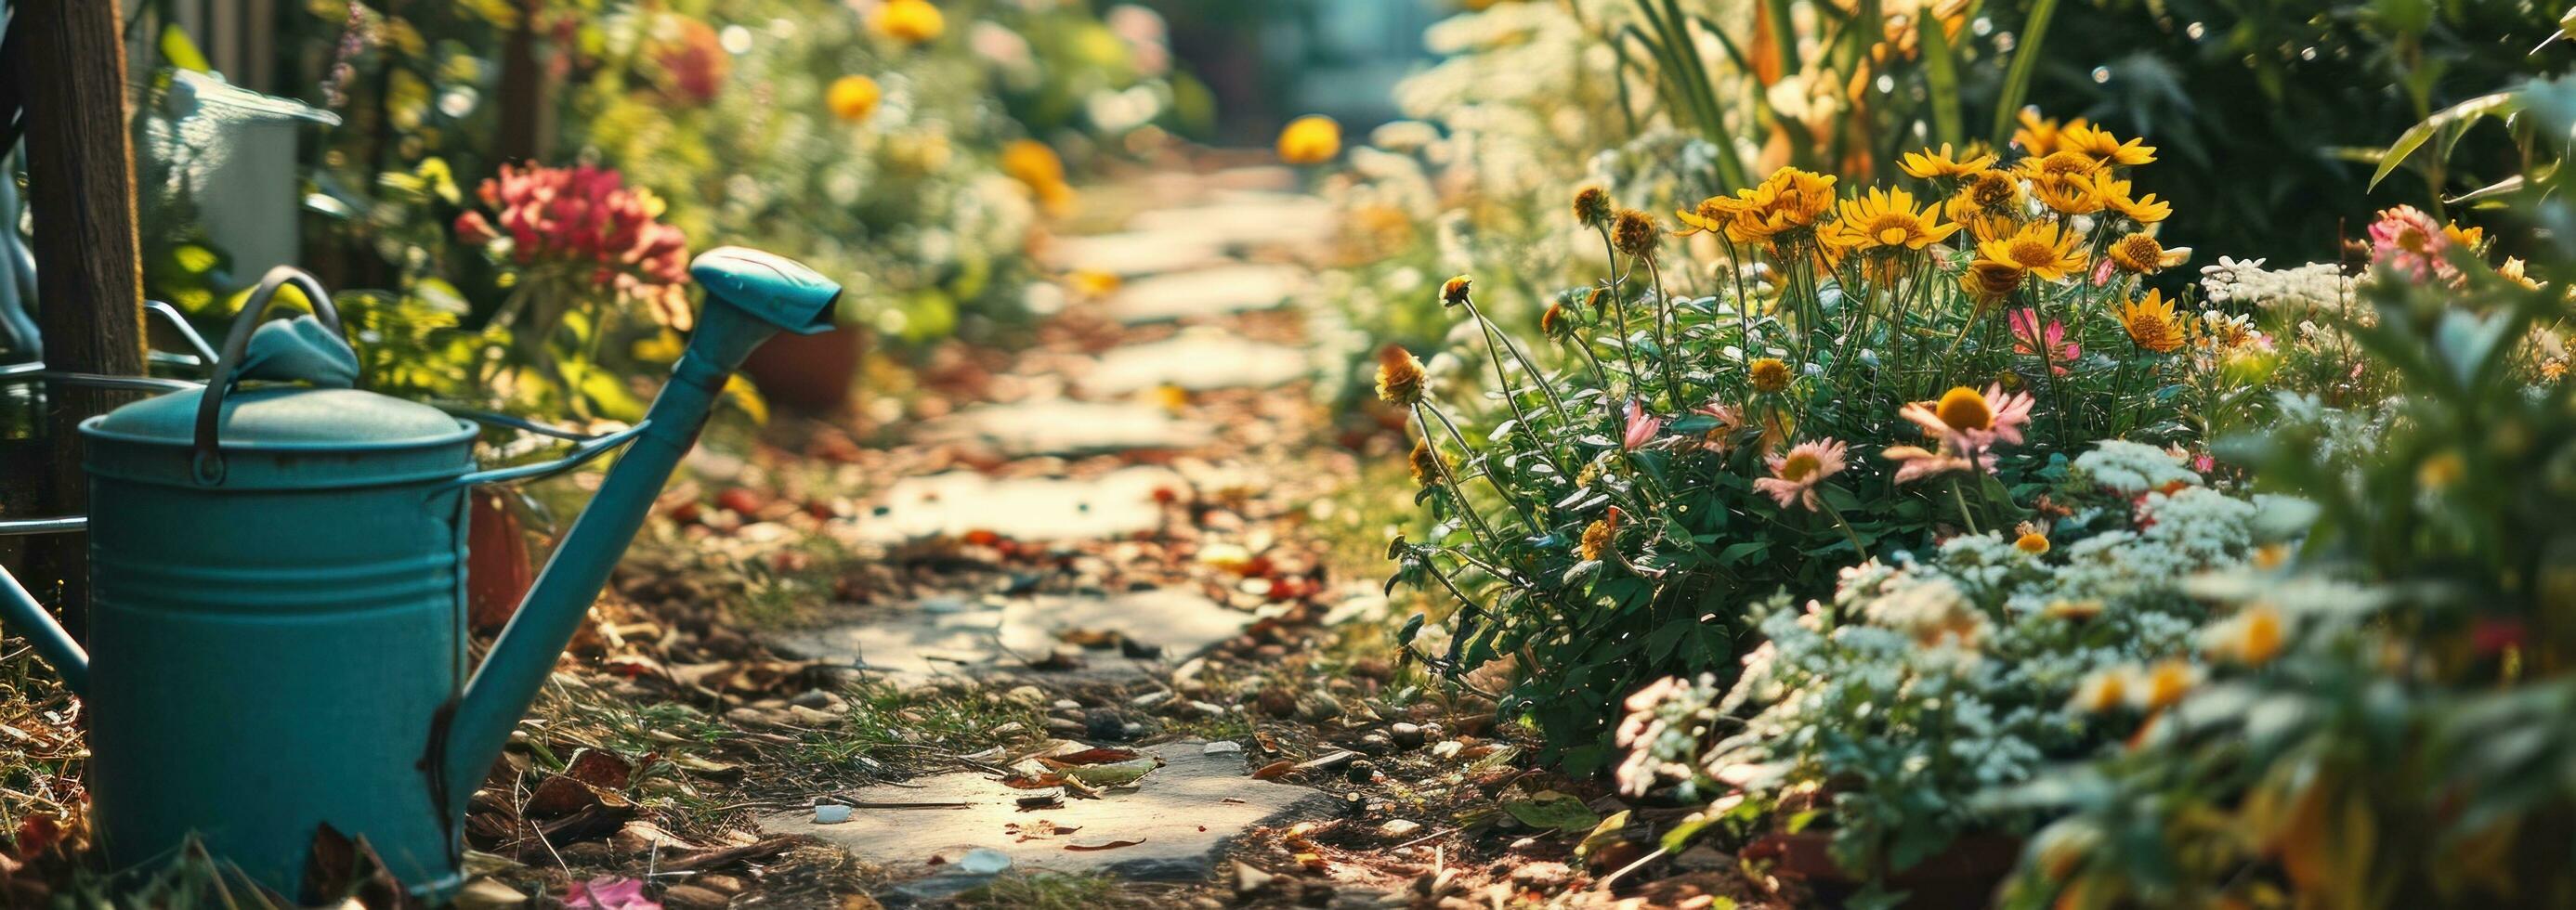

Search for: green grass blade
xmin=1990 ymin=0 xmax=2061 ymax=147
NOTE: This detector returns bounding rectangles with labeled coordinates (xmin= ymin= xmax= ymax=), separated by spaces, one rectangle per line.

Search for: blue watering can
xmin=0 ymin=248 xmax=839 ymax=895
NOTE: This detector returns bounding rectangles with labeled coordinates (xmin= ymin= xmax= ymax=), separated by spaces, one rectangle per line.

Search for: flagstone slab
xmin=1042 ymin=229 xmax=1231 ymax=277
xmin=767 ymin=588 xmax=1250 ymax=685
xmin=919 ymin=400 xmax=1212 ymax=456
xmin=849 ymin=467 xmax=1181 ymax=543
xmin=1103 ymin=264 xmax=1313 ymax=324
xmin=1079 ymin=332 xmax=1313 ymax=396
xmin=1125 ymin=194 xmax=1336 ymax=250
xmin=763 ymin=740 xmax=1331 ymax=904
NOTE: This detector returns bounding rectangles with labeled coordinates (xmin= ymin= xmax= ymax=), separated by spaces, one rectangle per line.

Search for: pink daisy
xmin=1754 ymin=438 xmax=1849 ymax=511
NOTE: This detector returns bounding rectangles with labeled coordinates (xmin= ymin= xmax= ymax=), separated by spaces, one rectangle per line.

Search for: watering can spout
xmin=439 ymin=248 xmax=839 ymax=799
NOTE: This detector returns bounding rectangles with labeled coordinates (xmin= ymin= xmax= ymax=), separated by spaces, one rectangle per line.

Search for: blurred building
xmin=1153 ymin=0 xmax=1443 ymax=142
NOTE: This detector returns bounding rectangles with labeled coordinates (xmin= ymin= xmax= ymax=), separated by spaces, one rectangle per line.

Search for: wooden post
xmin=13 ymin=0 xmax=150 ymax=637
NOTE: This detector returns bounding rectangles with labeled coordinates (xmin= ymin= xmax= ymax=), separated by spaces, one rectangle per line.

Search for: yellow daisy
xmin=1897 ymin=143 xmax=1997 ymax=179
xmin=2093 ymin=175 xmax=2171 ymax=224
xmin=1945 ymin=170 xmax=2024 ymax=240
xmin=2011 ymin=110 xmax=2086 ymax=157
xmin=2107 ymin=231 xmax=2189 ymax=275
xmin=2032 ymin=173 xmax=2105 ymax=215
xmin=1822 ymin=187 xmax=1961 ymax=255
xmin=2059 ymin=122 xmax=2157 ymax=166
xmin=2119 ymin=290 xmax=2185 ymax=353
xmin=1706 ymin=167 xmax=1840 ymax=248
xmin=1978 ymin=221 xmax=2088 ymax=283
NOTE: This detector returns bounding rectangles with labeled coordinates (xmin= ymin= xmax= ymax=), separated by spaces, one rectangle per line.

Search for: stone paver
xmin=1042 ymin=229 xmax=1231 ymax=278
xmin=770 ymin=588 xmax=1248 ymax=685
xmin=919 ymin=400 xmax=1212 ymax=456
xmin=1104 ymin=264 xmax=1312 ymax=324
xmin=1125 ymin=193 xmax=1335 ymax=250
xmin=848 ymin=466 xmax=1180 ymax=543
xmin=763 ymin=740 xmax=1331 ymax=901
xmin=1079 ymin=332 xmax=1313 ymax=396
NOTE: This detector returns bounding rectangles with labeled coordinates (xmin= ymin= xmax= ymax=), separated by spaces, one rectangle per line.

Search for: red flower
xmin=464 ymin=162 xmax=694 ymax=329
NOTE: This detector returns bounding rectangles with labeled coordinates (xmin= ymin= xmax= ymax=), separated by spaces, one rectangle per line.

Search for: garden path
xmin=750 ymin=165 xmax=1361 ymax=904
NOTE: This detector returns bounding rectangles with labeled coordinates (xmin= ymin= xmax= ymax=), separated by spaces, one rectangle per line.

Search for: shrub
xmin=1385 ymin=120 xmax=2256 ymax=770
xmin=1989 ymin=179 xmax=2576 ymax=907
xmin=1612 ymin=442 xmax=2299 ymax=891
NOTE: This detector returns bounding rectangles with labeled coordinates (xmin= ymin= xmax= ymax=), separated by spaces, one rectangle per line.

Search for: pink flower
xmin=1882 ymin=444 xmax=1983 ymax=485
xmin=567 ymin=877 xmax=661 ymax=910
xmin=2008 ymin=307 xmax=2079 ymax=374
xmin=2367 ymin=204 xmax=2450 ymax=281
xmin=1694 ymin=400 xmax=1743 ymax=452
xmin=452 ymin=211 xmax=498 ymax=245
xmin=1622 ymin=398 xmax=1665 ymax=450
xmin=1753 ymin=437 xmax=1849 ymax=511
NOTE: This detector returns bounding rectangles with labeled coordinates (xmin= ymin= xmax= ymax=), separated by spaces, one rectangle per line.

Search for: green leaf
xmin=1645 ymin=618 xmax=1691 ymax=661
xmin=1576 ymin=810 xmax=1634 ymax=860
xmin=2370 ymin=90 xmax=2521 ymax=190
xmin=1504 ymin=791 xmax=1602 ymax=833
xmin=1989 ymin=0 xmax=2061 ymax=147
xmin=1919 ymin=19 xmax=1963 ymax=148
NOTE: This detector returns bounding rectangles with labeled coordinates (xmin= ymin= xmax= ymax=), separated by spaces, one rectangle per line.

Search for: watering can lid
xmin=87 ymin=385 xmax=472 ymax=450
xmin=86 ymin=316 xmax=472 ymax=453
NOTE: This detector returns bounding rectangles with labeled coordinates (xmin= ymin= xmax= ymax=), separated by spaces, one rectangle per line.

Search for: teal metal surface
xmin=436 ymin=246 xmax=838 ymax=806
xmin=88 ymin=385 xmax=474 ymax=449
xmin=0 ymin=252 xmax=840 ymax=897
xmin=83 ymin=474 xmax=468 ymax=888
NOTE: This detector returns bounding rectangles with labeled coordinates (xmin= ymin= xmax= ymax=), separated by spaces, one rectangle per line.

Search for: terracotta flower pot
xmin=1747 ymin=830 xmax=2023 ymax=910
xmin=740 ymin=323 xmax=864 ymax=413
xmin=466 ymin=488 xmax=534 ymax=633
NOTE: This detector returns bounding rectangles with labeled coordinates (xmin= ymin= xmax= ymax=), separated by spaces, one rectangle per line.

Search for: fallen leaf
xmin=1065 ymin=838 xmax=1147 ymax=852
xmin=1504 ymin=792 xmax=1602 ymax=833
xmin=1061 ymin=756 xmax=1162 ymax=787
xmin=1251 ymin=760 xmax=1294 ymax=780
xmin=1037 ymin=748 xmax=1143 ymax=768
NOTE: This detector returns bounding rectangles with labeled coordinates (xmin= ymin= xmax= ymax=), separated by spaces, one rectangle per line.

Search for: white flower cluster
xmin=1611 ymin=442 xmax=2294 ymax=861
xmin=2072 ymin=439 xmax=2201 ymax=495
xmin=2199 ymin=256 xmax=2357 ymax=317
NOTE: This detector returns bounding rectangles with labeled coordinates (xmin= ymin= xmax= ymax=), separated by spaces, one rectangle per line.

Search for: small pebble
xmin=1203 ymin=740 xmax=1244 ymax=756
xmin=1344 ymin=759 xmax=1377 ymax=784
xmin=1389 ymin=722 xmax=1425 ymax=749
xmin=1085 ymin=708 xmax=1132 ymax=741
xmin=1379 ymin=819 xmax=1425 ymax=838
xmin=813 ymin=804 xmax=853 ymax=824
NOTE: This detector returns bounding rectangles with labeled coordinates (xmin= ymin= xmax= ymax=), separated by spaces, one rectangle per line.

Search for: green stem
xmin=1949 ymin=476 xmax=1982 ymax=536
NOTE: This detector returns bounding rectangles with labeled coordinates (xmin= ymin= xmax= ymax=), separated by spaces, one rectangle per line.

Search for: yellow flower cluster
xmin=1676 ymin=167 xmax=1840 ymax=251
xmin=1002 ymin=140 xmax=1075 ymax=215
xmin=870 ymin=0 xmax=945 ymax=45
xmin=1276 ymin=114 xmax=1342 ymax=165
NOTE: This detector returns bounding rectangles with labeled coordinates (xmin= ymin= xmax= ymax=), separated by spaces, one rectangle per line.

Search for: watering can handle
xmin=190 ymin=266 xmax=347 ymax=484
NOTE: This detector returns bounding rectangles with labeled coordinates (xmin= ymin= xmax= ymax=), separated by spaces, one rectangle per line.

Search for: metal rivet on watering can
xmin=0 ymin=251 xmax=841 ymax=898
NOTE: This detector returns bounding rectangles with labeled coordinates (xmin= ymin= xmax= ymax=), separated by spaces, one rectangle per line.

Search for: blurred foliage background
xmin=2023 ymin=0 xmax=2566 ymax=263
